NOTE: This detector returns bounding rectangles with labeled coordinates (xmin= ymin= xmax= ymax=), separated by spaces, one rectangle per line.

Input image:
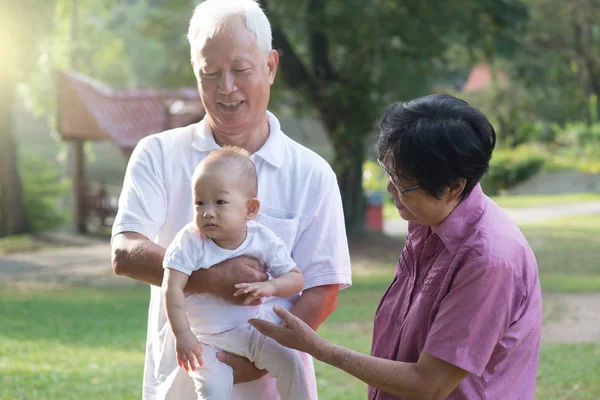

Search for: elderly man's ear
xmin=246 ymin=198 xmax=260 ymax=220
xmin=267 ymin=50 xmax=279 ymax=84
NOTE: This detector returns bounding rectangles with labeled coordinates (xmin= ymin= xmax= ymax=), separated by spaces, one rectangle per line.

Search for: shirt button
xmin=395 ymin=321 xmax=401 ymax=327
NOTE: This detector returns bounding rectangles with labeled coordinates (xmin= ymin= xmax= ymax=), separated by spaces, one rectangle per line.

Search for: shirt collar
xmin=192 ymin=111 xmax=285 ymax=168
xmin=433 ymin=183 xmax=488 ymax=252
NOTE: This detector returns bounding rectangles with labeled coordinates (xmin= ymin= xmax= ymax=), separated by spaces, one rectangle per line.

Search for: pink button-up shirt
xmin=370 ymin=184 xmax=542 ymax=400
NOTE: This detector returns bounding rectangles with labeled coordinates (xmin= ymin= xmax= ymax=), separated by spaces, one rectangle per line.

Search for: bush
xmin=544 ymin=120 xmax=600 ymax=173
xmin=362 ymin=159 xmax=395 ymax=206
xmin=481 ymin=145 xmax=546 ymax=195
xmin=362 ymin=159 xmax=388 ymax=193
xmin=20 ymin=156 xmax=70 ymax=233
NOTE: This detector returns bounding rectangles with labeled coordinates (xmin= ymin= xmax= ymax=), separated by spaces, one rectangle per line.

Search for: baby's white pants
xmin=188 ymin=324 xmax=310 ymax=400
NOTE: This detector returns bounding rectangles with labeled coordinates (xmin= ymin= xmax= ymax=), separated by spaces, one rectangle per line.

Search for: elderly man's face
xmin=193 ymin=16 xmax=278 ymax=136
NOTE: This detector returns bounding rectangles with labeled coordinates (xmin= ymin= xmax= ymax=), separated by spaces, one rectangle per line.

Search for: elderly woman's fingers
xmin=272 ymin=305 xmax=300 ymax=328
xmin=248 ymin=317 xmax=280 ymax=336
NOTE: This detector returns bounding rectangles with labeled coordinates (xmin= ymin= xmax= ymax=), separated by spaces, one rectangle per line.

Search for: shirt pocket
xmin=254 ymin=206 xmax=300 ymax=251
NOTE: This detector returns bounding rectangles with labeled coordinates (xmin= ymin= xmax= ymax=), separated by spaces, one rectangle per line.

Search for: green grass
xmin=0 ymin=286 xmax=148 ymax=400
xmin=383 ymin=192 xmax=600 ymax=220
xmin=491 ymin=192 xmax=600 ymax=209
xmin=384 ymin=202 xmax=600 ymax=294
xmin=535 ymin=344 xmax=600 ymax=399
xmin=1 ymin=281 xmax=598 ymax=399
xmin=2 ymin=213 xmax=600 ymax=399
xmin=319 ymin=284 xmax=600 ymax=400
xmin=0 ymin=235 xmax=47 ymax=255
xmin=521 ymin=214 xmax=600 ymax=293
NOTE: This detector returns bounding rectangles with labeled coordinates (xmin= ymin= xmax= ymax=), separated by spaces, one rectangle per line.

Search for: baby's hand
xmin=234 ymin=281 xmax=276 ymax=305
xmin=175 ymin=330 xmax=203 ymax=372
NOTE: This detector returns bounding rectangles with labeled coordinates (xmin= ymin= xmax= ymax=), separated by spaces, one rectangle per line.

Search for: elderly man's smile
xmin=218 ymin=100 xmax=245 ymax=112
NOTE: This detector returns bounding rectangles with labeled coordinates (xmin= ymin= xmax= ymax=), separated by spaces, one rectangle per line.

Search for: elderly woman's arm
xmin=250 ymin=306 xmax=467 ymax=400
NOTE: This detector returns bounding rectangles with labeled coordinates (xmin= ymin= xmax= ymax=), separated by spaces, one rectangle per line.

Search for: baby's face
xmin=193 ymin=170 xmax=251 ymax=241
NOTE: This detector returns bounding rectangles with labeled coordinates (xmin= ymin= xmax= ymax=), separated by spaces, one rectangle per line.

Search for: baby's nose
xmin=203 ymin=210 xmax=215 ymax=218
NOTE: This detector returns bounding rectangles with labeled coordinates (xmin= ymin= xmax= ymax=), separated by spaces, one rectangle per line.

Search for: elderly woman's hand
xmin=249 ymin=306 xmax=329 ymax=356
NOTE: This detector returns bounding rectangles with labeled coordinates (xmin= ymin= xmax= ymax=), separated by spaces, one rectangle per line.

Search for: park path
xmin=1 ymin=202 xmax=600 ymax=343
xmin=384 ymin=201 xmax=600 ymax=236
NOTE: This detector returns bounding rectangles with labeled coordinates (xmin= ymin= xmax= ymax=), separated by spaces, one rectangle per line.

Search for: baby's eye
xmin=216 ymin=200 xmax=226 ymax=205
xmin=195 ymin=201 xmax=204 ymax=206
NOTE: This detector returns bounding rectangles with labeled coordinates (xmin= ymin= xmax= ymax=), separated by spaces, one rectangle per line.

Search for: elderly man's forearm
xmin=111 ymin=233 xmax=213 ymax=293
xmin=290 ymin=284 xmax=339 ymax=330
xmin=111 ymin=234 xmax=166 ymax=286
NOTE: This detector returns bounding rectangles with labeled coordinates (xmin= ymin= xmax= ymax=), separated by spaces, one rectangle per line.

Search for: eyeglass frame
xmin=377 ymin=159 xmax=421 ymax=194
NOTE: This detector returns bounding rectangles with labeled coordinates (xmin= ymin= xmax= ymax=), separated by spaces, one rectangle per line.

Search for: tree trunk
xmin=336 ymin=152 xmax=366 ymax=234
xmin=0 ymin=82 xmax=28 ymax=237
xmin=329 ymin=123 xmax=367 ymax=234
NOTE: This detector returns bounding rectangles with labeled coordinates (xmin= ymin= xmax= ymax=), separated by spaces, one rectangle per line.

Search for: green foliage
xmin=480 ymin=144 xmax=546 ymax=195
xmin=542 ymin=120 xmax=600 ymax=173
xmin=553 ymin=120 xmax=600 ymax=148
xmin=362 ymin=160 xmax=388 ymax=193
xmin=13 ymin=0 xmax=529 ymax=232
xmin=20 ymin=156 xmax=70 ymax=233
xmin=452 ymin=0 xmax=600 ymax=148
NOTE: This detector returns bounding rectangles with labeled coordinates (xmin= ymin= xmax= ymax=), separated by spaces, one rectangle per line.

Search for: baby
xmin=161 ymin=146 xmax=309 ymax=399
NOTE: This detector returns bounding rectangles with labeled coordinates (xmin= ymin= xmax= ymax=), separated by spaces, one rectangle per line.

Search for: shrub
xmin=20 ymin=156 xmax=70 ymax=233
xmin=362 ymin=159 xmax=388 ymax=193
xmin=480 ymin=145 xmax=546 ymax=195
xmin=544 ymin=120 xmax=600 ymax=173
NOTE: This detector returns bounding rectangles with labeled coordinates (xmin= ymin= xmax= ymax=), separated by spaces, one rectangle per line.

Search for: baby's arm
xmin=162 ymin=268 xmax=203 ymax=371
xmin=234 ymin=267 xmax=304 ymax=305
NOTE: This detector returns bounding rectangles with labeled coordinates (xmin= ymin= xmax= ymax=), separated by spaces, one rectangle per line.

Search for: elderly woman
xmin=250 ymin=94 xmax=542 ymax=400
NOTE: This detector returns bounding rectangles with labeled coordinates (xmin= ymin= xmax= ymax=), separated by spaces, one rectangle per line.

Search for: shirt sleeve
xmin=111 ymin=136 xmax=167 ymax=242
xmin=162 ymin=227 xmax=201 ymax=276
xmin=262 ymin=228 xmax=297 ymax=278
xmin=422 ymin=254 xmax=522 ymax=376
xmin=292 ymin=169 xmax=352 ymax=290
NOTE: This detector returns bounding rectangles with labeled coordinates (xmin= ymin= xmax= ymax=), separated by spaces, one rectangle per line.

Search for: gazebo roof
xmin=57 ymin=69 xmax=205 ymax=152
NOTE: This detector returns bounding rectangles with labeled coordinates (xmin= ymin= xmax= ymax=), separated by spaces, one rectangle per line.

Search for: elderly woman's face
xmin=193 ymin=16 xmax=278 ymax=136
xmin=382 ymin=159 xmax=451 ymax=228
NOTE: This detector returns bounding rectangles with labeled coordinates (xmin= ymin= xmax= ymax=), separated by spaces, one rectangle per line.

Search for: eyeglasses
xmin=377 ymin=159 xmax=421 ymax=195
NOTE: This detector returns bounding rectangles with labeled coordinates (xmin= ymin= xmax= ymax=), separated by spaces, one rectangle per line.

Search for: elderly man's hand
xmin=216 ymin=351 xmax=268 ymax=384
xmin=200 ymin=256 xmax=268 ymax=305
xmin=249 ymin=306 xmax=328 ymax=356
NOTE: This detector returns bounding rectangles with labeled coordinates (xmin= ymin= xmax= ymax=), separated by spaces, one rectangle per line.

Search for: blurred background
xmin=1 ymin=0 xmax=599 ymax=399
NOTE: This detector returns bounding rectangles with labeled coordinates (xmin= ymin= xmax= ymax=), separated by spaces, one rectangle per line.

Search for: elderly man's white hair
xmin=188 ymin=0 xmax=272 ymax=63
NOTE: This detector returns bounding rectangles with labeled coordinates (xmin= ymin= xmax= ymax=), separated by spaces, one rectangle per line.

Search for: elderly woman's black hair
xmin=376 ymin=94 xmax=496 ymax=199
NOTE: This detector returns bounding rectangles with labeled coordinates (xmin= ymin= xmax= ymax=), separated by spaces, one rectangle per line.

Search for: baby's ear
xmin=246 ymin=198 xmax=260 ymax=219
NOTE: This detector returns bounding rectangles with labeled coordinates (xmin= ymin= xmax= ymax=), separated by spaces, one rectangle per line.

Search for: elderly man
xmin=110 ymin=1 xmax=351 ymax=399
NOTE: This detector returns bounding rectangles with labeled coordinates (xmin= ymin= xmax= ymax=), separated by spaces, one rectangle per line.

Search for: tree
xmin=3 ymin=0 xmax=128 ymax=237
xmin=257 ymin=0 xmax=528 ymax=232
xmin=456 ymin=0 xmax=600 ymax=148
xmin=515 ymin=0 xmax=600 ymax=124
xmin=20 ymin=0 xmax=529 ymax=234
xmin=0 ymin=1 xmax=55 ymax=236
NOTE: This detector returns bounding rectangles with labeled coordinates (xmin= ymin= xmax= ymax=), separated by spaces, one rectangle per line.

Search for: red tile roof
xmin=57 ymin=70 xmax=205 ymax=151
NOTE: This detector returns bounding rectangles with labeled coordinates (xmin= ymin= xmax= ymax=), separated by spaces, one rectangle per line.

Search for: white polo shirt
xmin=112 ymin=111 xmax=352 ymax=400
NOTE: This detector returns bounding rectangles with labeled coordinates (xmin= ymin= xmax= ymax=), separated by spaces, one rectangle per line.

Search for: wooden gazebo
xmin=57 ymin=69 xmax=205 ymax=232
